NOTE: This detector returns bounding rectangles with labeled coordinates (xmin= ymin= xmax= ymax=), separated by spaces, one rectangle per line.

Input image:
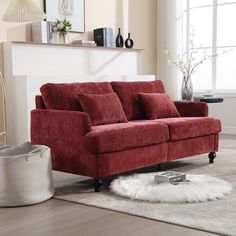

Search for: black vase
xmin=116 ymin=28 xmax=124 ymax=47
xmin=125 ymin=33 xmax=134 ymax=48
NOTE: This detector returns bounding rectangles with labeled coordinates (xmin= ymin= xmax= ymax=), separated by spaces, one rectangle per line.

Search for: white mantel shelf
xmin=3 ymin=42 xmax=153 ymax=145
xmin=11 ymin=41 xmax=143 ymax=52
xmin=5 ymin=42 xmax=143 ymax=77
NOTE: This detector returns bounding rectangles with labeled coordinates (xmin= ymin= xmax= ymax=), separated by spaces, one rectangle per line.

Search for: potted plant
xmin=52 ymin=18 xmax=72 ymax=44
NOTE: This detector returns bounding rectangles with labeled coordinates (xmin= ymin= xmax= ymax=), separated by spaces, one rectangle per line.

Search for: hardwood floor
xmin=0 ymin=134 xmax=234 ymax=236
xmin=0 ymin=198 xmax=218 ymax=236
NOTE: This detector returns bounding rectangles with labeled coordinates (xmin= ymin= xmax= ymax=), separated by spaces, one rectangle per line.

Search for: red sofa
xmin=31 ymin=80 xmax=221 ymax=191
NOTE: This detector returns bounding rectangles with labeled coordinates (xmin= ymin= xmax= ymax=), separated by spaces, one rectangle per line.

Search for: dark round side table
xmin=194 ymin=96 xmax=224 ymax=103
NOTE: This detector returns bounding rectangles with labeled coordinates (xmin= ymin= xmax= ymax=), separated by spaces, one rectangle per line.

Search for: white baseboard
xmin=222 ymin=126 xmax=236 ymax=135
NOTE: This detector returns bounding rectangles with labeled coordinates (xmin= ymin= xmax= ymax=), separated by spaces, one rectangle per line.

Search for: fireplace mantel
xmin=6 ymin=42 xmax=143 ymax=76
xmin=3 ymin=42 xmax=154 ymax=145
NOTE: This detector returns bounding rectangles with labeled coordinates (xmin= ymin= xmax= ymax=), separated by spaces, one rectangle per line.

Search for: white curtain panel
xmin=157 ymin=0 xmax=184 ymax=100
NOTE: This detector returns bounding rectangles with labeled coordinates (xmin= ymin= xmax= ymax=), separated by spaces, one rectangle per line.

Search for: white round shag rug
xmin=110 ymin=173 xmax=233 ymax=203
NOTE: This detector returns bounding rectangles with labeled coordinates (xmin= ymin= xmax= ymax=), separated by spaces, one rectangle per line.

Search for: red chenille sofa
xmin=31 ymin=80 xmax=221 ymax=191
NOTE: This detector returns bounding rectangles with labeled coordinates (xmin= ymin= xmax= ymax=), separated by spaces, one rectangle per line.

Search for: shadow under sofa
xmin=31 ymin=80 xmax=221 ymax=192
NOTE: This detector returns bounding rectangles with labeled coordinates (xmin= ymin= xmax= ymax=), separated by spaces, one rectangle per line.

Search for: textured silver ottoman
xmin=0 ymin=142 xmax=55 ymax=207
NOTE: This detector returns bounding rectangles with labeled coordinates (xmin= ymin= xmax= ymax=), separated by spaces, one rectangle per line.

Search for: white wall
xmin=129 ymin=0 xmax=157 ymax=76
xmin=208 ymin=94 xmax=236 ymax=135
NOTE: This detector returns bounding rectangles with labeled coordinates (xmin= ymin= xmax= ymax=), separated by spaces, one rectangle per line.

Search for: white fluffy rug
xmin=110 ymin=174 xmax=232 ymax=203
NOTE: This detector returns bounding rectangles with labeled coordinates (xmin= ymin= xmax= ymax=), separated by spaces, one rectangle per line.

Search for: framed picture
xmin=44 ymin=0 xmax=85 ymax=33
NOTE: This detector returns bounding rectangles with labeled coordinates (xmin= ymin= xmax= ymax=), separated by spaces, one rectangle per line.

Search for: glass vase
xmin=51 ymin=32 xmax=58 ymax=44
xmin=181 ymin=75 xmax=193 ymax=101
xmin=58 ymin=32 xmax=69 ymax=44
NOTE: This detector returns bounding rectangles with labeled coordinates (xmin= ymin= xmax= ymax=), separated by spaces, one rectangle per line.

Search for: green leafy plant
xmin=52 ymin=18 xmax=72 ymax=32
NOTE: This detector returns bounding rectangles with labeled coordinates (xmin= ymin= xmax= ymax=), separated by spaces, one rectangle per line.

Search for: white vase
xmin=58 ymin=32 xmax=69 ymax=44
xmin=51 ymin=32 xmax=69 ymax=44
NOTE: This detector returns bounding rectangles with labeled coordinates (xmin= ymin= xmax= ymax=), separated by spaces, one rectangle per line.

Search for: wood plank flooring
xmin=0 ymin=134 xmax=234 ymax=236
xmin=0 ymin=199 xmax=216 ymax=236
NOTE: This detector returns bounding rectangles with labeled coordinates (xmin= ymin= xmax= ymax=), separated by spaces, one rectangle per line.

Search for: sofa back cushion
xmin=35 ymin=96 xmax=46 ymax=109
xmin=111 ymin=80 xmax=166 ymax=120
xmin=137 ymin=93 xmax=180 ymax=119
xmin=40 ymin=82 xmax=114 ymax=110
xmin=78 ymin=93 xmax=128 ymax=126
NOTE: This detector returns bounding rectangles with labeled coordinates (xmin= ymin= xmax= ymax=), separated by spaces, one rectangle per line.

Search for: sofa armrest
xmin=174 ymin=101 xmax=208 ymax=117
xmin=31 ymin=109 xmax=91 ymax=153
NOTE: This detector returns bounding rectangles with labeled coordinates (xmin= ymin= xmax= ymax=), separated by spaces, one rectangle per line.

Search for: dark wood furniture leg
xmin=208 ymin=152 xmax=216 ymax=163
xmin=94 ymin=178 xmax=103 ymax=192
xmin=157 ymin=163 xmax=165 ymax=171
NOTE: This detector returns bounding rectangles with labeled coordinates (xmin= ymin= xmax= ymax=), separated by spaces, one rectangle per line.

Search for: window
xmin=186 ymin=0 xmax=236 ymax=92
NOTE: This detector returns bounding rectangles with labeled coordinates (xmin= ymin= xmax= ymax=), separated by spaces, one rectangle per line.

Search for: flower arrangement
xmin=52 ymin=18 xmax=72 ymax=32
xmin=165 ymin=40 xmax=216 ymax=100
xmin=165 ymin=40 xmax=217 ymax=78
xmin=165 ymin=30 xmax=230 ymax=100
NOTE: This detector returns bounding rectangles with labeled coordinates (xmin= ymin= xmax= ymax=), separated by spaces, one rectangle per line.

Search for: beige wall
xmin=0 ymin=0 xmax=157 ymax=133
xmin=129 ymin=0 xmax=157 ymax=75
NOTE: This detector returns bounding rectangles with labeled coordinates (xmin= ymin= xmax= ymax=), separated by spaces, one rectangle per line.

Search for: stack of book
xmin=32 ymin=21 xmax=53 ymax=43
xmin=154 ymin=171 xmax=187 ymax=184
xmin=72 ymin=40 xmax=97 ymax=46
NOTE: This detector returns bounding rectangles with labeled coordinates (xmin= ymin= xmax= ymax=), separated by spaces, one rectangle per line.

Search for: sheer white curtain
xmin=157 ymin=0 xmax=184 ymax=100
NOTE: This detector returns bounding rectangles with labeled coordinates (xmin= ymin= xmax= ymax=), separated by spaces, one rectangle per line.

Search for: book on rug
xmin=154 ymin=171 xmax=186 ymax=183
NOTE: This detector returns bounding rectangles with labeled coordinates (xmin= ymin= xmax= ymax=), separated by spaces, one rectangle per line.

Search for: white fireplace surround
xmin=3 ymin=42 xmax=154 ymax=145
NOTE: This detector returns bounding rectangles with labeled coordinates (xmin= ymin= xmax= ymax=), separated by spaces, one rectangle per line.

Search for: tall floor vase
xmin=181 ymin=76 xmax=193 ymax=101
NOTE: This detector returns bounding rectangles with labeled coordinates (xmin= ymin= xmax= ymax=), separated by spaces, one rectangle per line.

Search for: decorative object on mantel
xmin=3 ymin=0 xmax=46 ymax=22
xmin=125 ymin=33 xmax=134 ymax=49
xmin=116 ymin=28 xmax=124 ymax=48
xmin=32 ymin=21 xmax=53 ymax=44
xmin=52 ymin=19 xmax=72 ymax=44
xmin=94 ymin=28 xmax=113 ymax=47
xmin=72 ymin=39 xmax=96 ymax=46
xmin=44 ymin=0 xmax=85 ymax=33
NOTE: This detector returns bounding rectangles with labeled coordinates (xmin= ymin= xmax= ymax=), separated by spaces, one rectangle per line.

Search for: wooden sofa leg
xmin=208 ymin=152 xmax=216 ymax=164
xmin=157 ymin=163 xmax=165 ymax=171
xmin=94 ymin=178 xmax=103 ymax=192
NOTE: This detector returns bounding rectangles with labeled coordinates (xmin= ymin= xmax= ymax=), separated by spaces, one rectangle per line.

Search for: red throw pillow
xmin=137 ymin=93 xmax=180 ymax=119
xmin=77 ymin=93 xmax=128 ymax=126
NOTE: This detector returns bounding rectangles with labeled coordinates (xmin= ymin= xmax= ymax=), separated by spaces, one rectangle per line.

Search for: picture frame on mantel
xmin=44 ymin=0 xmax=85 ymax=33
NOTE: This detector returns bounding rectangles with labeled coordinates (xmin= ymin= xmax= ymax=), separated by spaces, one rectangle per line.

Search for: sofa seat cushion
xmin=155 ymin=117 xmax=221 ymax=141
xmin=84 ymin=120 xmax=169 ymax=154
